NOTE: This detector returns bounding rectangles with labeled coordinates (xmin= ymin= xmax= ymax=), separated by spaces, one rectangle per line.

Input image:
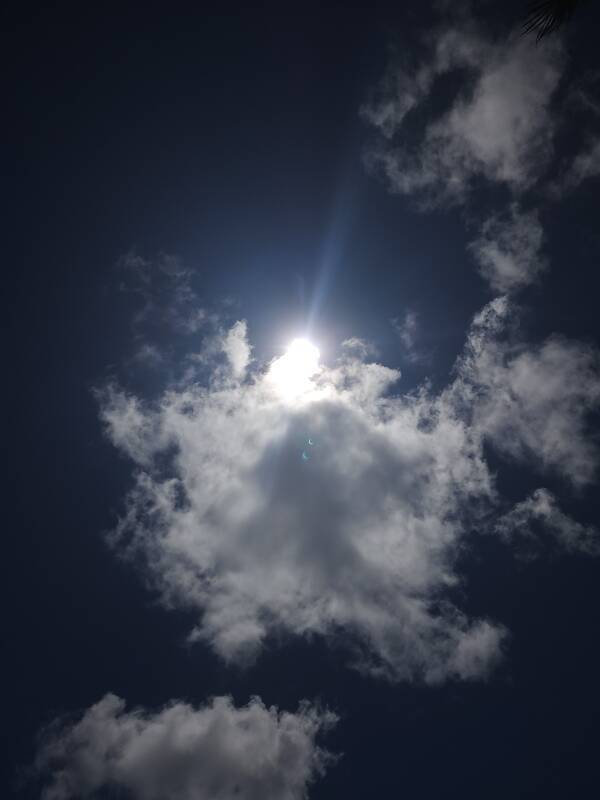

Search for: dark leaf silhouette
xmin=523 ymin=0 xmax=589 ymax=40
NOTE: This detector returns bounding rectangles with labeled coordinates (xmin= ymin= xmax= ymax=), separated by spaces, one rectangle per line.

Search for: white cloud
xmin=451 ymin=297 xmax=600 ymax=487
xmin=468 ymin=204 xmax=546 ymax=292
xmin=362 ymin=23 xmax=564 ymax=205
xmin=496 ymin=488 xmax=600 ymax=557
xmin=36 ymin=694 xmax=336 ymax=800
xmin=100 ymin=322 xmax=505 ymax=684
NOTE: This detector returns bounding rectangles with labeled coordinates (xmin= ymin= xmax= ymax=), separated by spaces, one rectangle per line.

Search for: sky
xmin=5 ymin=1 xmax=600 ymax=798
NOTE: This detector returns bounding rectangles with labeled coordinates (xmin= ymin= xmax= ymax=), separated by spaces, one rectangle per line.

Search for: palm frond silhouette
xmin=523 ymin=0 xmax=589 ymax=40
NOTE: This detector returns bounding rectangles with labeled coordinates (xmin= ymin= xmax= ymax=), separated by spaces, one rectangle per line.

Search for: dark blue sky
xmin=5 ymin=3 xmax=600 ymax=798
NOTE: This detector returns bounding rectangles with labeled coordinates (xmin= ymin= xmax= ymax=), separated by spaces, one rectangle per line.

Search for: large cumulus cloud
xmin=98 ymin=299 xmax=600 ymax=684
xmin=100 ymin=321 xmax=505 ymax=683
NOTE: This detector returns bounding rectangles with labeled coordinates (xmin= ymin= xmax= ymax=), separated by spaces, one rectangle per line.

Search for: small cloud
xmin=35 ymin=694 xmax=337 ymax=800
xmin=451 ymin=298 xmax=600 ymax=487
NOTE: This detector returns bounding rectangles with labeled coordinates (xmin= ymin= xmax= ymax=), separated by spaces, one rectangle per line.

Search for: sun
xmin=267 ymin=337 xmax=321 ymax=399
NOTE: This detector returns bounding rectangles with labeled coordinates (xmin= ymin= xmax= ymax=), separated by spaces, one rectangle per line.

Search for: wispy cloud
xmin=115 ymin=252 xmax=213 ymax=370
xmin=118 ymin=251 xmax=207 ymax=335
xmin=391 ymin=310 xmax=428 ymax=363
xmin=550 ymin=72 xmax=600 ymax=193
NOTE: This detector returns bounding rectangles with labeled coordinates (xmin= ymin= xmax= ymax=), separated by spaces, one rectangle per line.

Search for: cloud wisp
xmin=496 ymin=488 xmax=600 ymax=558
xmin=118 ymin=251 xmax=208 ymax=337
xmin=391 ymin=311 xmax=429 ymax=363
xmin=553 ymin=136 xmax=600 ymax=194
xmin=36 ymin=694 xmax=336 ymax=800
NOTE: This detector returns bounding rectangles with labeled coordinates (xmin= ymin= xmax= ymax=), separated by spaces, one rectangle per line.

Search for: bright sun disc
xmin=267 ymin=338 xmax=320 ymax=399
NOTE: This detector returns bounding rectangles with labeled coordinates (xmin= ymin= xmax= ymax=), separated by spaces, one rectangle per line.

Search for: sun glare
xmin=267 ymin=337 xmax=321 ymax=399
